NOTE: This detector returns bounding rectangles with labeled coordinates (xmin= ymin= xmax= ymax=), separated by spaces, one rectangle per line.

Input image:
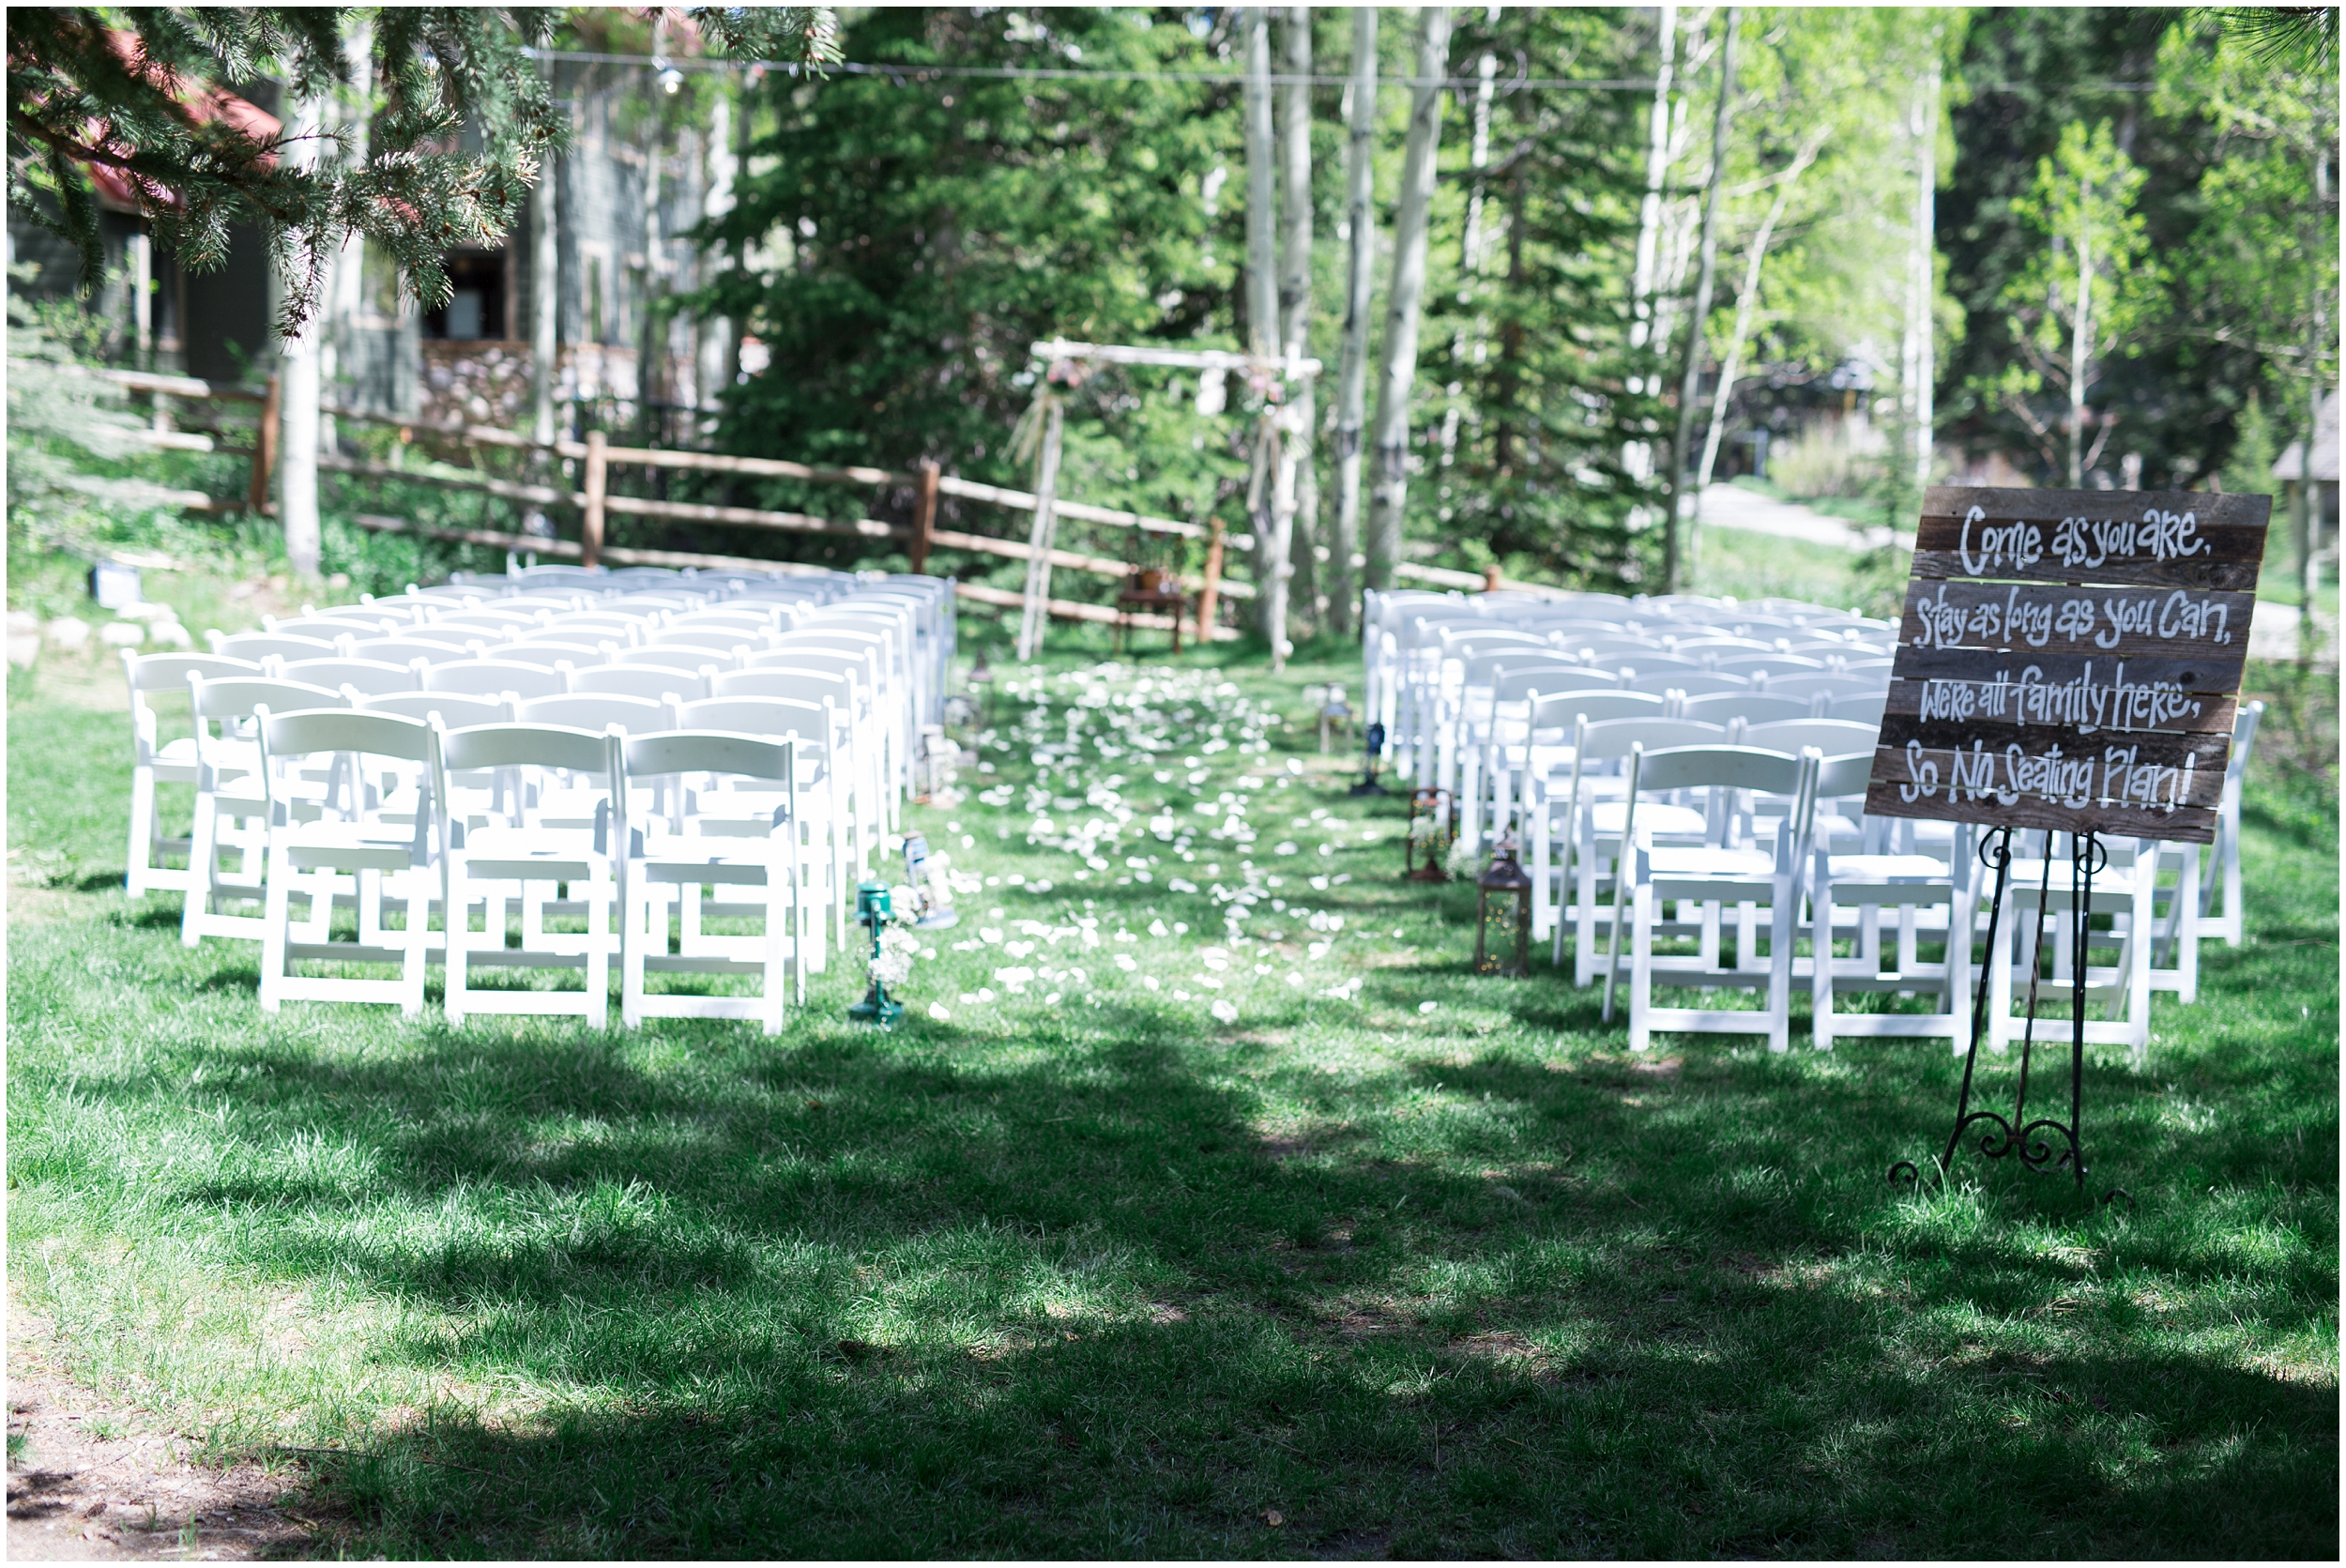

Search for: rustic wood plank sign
xmin=1866 ymin=486 xmax=2271 ymax=843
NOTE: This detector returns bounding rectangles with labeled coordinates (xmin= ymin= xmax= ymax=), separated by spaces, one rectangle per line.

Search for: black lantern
xmin=1348 ymin=720 xmax=1390 ymax=797
xmin=1474 ymin=834 xmax=1533 ymax=978
xmin=1405 ymin=785 xmax=1454 ymax=883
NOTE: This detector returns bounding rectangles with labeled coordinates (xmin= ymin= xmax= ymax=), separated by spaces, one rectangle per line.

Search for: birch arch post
xmin=1014 ymin=340 xmax=1322 ymax=667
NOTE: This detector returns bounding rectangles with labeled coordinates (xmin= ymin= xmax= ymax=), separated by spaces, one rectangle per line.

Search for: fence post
xmin=582 ymin=429 xmax=607 ymax=569
xmin=1197 ymin=518 xmax=1226 ymax=645
xmin=910 ymin=458 xmax=940 ymax=574
xmin=248 ymin=373 xmax=281 ymax=513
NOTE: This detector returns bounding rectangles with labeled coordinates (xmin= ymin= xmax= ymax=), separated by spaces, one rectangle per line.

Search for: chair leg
xmin=586 ymin=866 xmax=612 ymax=1031
xmin=259 ymin=843 xmax=290 ymax=1013
xmin=401 ymin=869 xmax=428 ymax=1018
xmin=182 ymin=793 xmax=216 ymax=946
xmin=762 ymin=875 xmax=788 ymax=1036
xmin=1811 ymin=876 xmax=1835 ymax=1052
xmin=1767 ymin=885 xmax=1791 ymax=1055
xmin=621 ymin=881 xmax=649 ymax=1029
xmin=445 ymin=858 xmax=470 ymax=1026
xmin=1625 ymin=882 xmax=1653 ymax=1051
xmin=127 ymin=766 xmax=157 ymax=898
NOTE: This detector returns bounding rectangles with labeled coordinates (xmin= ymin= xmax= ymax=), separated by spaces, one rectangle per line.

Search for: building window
xmin=423 ymin=248 xmax=506 ymax=341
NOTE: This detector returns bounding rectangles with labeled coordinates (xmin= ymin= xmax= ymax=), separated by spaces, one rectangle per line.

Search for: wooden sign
xmin=1866 ymin=486 xmax=2271 ymax=843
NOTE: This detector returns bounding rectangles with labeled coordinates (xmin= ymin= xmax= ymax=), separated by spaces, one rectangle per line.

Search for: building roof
xmin=2274 ymin=389 xmax=2339 ymax=483
xmin=84 ymin=30 xmax=281 ymax=215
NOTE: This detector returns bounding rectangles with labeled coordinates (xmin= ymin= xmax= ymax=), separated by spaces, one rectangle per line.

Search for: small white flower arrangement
xmin=872 ymin=924 xmax=921 ymax=990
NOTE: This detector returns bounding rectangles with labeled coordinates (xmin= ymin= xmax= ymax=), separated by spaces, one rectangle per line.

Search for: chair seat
xmin=1823 ymin=854 xmax=1948 ymax=883
xmin=1591 ymin=801 xmax=1706 ymax=837
xmin=1649 ymin=845 xmax=1775 ymax=879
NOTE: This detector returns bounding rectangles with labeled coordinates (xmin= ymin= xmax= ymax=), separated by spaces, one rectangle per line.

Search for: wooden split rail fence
xmin=89 ymin=368 xmax=1535 ymax=630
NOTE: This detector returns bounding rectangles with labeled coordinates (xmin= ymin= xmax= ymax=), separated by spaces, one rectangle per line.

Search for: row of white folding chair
xmin=255 ymin=648 xmax=889 ymax=875
xmin=175 ymin=674 xmax=853 ymax=976
xmin=1462 ymin=668 xmax=1882 ymax=854
xmin=1518 ymin=713 xmax=1869 ymax=986
xmin=1562 ymin=742 xmax=1985 ymax=1055
xmin=249 ymin=709 xmax=814 ymax=1030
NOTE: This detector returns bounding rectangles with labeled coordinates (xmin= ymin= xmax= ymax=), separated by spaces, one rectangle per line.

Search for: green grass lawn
xmin=7 ymin=620 xmax=2338 ymax=1559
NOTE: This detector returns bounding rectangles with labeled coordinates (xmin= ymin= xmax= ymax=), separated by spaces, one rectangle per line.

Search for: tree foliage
xmin=6 ymin=7 xmax=836 ymax=337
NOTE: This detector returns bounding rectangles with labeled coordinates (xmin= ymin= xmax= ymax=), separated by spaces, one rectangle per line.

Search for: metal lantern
xmin=902 ymin=832 xmax=959 ymax=930
xmin=1318 ymin=683 xmax=1353 ymax=754
xmin=848 ymin=879 xmax=904 ymax=1025
xmin=1405 ymin=785 xmax=1454 ymax=883
xmin=1348 ymin=720 xmax=1390 ymax=798
xmin=1474 ymin=833 xmax=1533 ymax=978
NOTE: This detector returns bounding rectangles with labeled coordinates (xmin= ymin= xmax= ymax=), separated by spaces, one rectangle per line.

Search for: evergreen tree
xmin=1413 ymin=7 xmax=1665 ymax=590
xmin=703 ymin=8 xmax=1257 ymax=571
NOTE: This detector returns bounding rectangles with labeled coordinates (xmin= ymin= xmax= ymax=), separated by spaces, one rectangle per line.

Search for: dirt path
xmin=8 ymin=1300 xmax=332 ymax=1561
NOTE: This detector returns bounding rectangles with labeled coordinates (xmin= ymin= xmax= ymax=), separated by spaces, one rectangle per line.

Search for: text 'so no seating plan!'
xmin=1866 ymin=485 xmax=2272 ymax=845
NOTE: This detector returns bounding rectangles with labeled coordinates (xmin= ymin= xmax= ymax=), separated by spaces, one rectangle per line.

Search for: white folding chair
xmin=255 ymin=708 xmax=441 ymax=1016
xmin=1602 ymin=743 xmax=1819 ymax=1053
xmin=181 ymin=677 xmax=349 ymax=945
xmin=122 ymin=651 xmax=262 ymax=897
xmin=436 ymin=723 xmax=624 ymax=1028
xmin=1807 ymin=755 xmax=1983 ymax=1054
xmin=677 ymin=694 xmax=845 ymax=962
xmin=619 ymin=730 xmax=805 ymax=1035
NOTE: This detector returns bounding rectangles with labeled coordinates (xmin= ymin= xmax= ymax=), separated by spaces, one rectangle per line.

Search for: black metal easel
xmin=1889 ymin=825 xmax=2132 ymax=1209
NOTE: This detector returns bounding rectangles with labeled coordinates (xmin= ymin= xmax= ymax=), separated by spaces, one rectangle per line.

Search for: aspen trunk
xmin=1364 ymin=5 xmax=1452 ymax=595
xmin=1664 ymin=7 xmax=1736 ymax=595
xmin=1628 ymin=6 xmax=1678 ymax=355
xmin=1279 ymin=5 xmax=1318 ymax=646
xmin=1328 ymin=6 xmax=1378 ymax=635
xmin=1696 ymin=127 xmax=1825 ymax=497
xmin=274 ymin=90 xmax=325 ymax=578
xmin=1908 ymin=52 xmax=1941 ymax=496
xmin=531 ymin=60 xmax=561 ymax=451
xmin=697 ymin=91 xmax=739 ymax=430
xmin=1243 ymin=9 xmax=1289 ymax=652
xmin=2068 ymin=214 xmax=2091 ymax=488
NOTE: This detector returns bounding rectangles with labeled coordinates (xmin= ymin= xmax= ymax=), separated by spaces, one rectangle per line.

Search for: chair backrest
xmin=208 ymin=631 xmax=343 ymax=662
xmin=624 ymin=720 xmax=796 ymax=774
xmin=277 ymin=657 xmax=425 ymax=697
xmin=423 ymin=659 xmax=571 ymax=702
xmin=1764 ymin=672 xmax=1883 ymax=700
xmin=495 ymin=639 xmax=617 ymax=669
xmin=710 ymin=668 xmax=857 ymax=708
xmin=1740 ymin=719 xmax=1880 ymax=759
xmin=1492 ymin=664 xmax=1615 ymax=705
xmin=1526 ymin=690 xmax=1665 ymax=731
xmin=616 ymin=646 xmax=728 ymax=676
xmin=1811 ymin=749 xmax=1875 ymax=805
xmin=652 ymin=627 xmax=770 ymax=655
xmin=517 ymin=692 xmax=677 ymax=734
xmin=568 ymin=663 xmax=711 ymax=704
xmin=1575 ymin=716 xmax=1730 ymax=761
xmin=362 ymin=691 xmax=510 ymax=727
xmin=1820 ymin=690 xmax=1887 ymax=725
xmin=740 ymin=646 xmax=877 ymax=686
xmin=125 ymin=651 xmax=262 ymax=692
xmin=676 ymin=695 xmax=830 ymax=741
xmin=189 ymin=675 xmax=350 ymax=723
xmin=2228 ymin=700 xmax=2265 ymax=782
xmin=1625 ymin=671 xmax=1751 ymax=698
xmin=347 ymin=635 xmax=483 ymax=666
xmin=1605 ymin=651 xmax=1707 ymax=676
xmin=436 ymin=721 xmax=616 ymax=778
xmin=260 ymin=708 xmax=434 ymax=766
xmin=1627 ymin=742 xmax=1810 ymax=799
xmin=1680 ymin=693 xmax=1811 ymax=727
